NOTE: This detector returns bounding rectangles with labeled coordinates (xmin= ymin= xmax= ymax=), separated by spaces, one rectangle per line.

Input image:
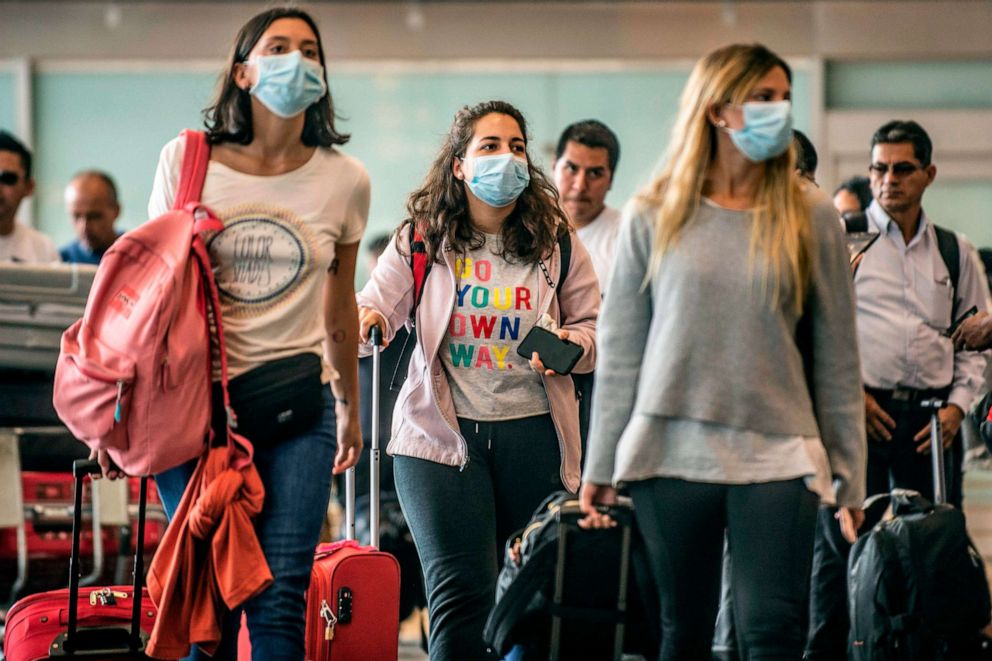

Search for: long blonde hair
xmin=641 ymin=44 xmax=811 ymax=313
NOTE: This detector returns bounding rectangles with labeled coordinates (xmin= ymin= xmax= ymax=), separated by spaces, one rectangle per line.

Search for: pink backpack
xmin=53 ymin=130 xmax=238 ymax=476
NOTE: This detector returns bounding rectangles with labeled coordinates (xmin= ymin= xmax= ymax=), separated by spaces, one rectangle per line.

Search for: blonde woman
xmin=579 ymin=44 xmax=866 ymax=659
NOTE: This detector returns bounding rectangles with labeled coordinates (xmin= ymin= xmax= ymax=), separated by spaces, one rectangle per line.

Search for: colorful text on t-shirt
xmin=448 ymin=256 xmax=533 ymax=371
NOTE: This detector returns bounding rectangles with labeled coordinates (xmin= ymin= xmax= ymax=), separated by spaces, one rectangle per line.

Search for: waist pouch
xmin=213 ymin=353 xmax=325 ymax=446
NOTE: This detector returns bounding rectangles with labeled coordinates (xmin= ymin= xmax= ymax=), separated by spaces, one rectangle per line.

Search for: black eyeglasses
xmin=0 ymin=170 xmax=21 ymax=186
xmin=868 ymin=162 xmax=923 ymax=177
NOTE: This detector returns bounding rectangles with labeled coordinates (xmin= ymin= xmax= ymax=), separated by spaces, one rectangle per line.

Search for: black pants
xmin=629 ymin=477 xmax=819 ymax=661
xmin=804 ymin=507 xmax=852 ymax=661
xmin=864 ymin=393 xmax=963 ymax=507
xmin=393 ymin=414 xmax=564 ymax=661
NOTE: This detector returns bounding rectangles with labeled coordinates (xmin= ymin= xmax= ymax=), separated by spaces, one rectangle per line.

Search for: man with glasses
xmin=0 ymin=131 xmax=57 ymax=263
xmin=805 ymin=119 xmax=988 ymax=660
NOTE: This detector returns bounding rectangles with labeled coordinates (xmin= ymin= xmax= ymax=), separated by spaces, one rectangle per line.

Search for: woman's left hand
xmin=332 ymin=409 xmax=363 ymax=475
xmin=530 ymin=328 xmax=570 ymax=376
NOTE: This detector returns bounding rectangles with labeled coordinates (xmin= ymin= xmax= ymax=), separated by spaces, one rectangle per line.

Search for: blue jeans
xmin=156 ymin=390 xmax=337 ymax=661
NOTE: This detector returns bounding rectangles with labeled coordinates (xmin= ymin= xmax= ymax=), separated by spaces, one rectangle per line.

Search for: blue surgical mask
xmin=463 ymin=152 xmax=530 ymax=208
xmin=249 ymin=51 xmax=327 ymax=119
xmin=726 ymin=100 xmax=794 ymax=162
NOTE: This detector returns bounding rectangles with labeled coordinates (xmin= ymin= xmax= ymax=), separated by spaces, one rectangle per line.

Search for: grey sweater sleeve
xmin=807 ymin=201 xmax=868 ymax=507
xmin=583 ymin=202 xmax=655 ymax=485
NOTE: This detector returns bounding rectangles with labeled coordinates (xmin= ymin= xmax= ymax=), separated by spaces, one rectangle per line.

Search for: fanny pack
xmin=213 ymin=352 xmax=325 ymax=446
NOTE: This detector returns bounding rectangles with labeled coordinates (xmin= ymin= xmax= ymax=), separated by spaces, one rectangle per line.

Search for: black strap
xmin=558 ymin=232 xmax=572 ymax=291
xmin=934 ymin=224 xmax=960 ymax=319
xmin=548 ymin=603 xmax=625 ymax=624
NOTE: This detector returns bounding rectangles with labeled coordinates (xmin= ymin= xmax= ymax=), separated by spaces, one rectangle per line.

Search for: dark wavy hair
xmin=400 ymin=100 xmax=568 ymax=265
xmin=203 ymin=7 xmax=349 ymax=147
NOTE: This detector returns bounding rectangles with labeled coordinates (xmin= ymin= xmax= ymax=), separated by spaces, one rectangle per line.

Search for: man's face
xmin=833 ymin=189 xmax=862 ymax=216
xmin=869 ymin=142 xmax=935 ymax=217
xmin=552 ymin=141 xmax=612 ymax=227
xmin=65 ymin=176 xmax=119 ymax=252
xmin=0 ymin=150 xmax=34 ymax=228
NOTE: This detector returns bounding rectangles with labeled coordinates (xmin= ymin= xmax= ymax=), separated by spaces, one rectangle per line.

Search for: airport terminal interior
xmin=1 ymin=1 xmax=992 ymax=659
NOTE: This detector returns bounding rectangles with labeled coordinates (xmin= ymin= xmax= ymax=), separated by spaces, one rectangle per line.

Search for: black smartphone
xmin=516 ymin=326 xmax=584 ymax=375
xmin=850 ymin=232 xmax=880 ymax=262
xmin=945 ymin=305 xmax=979 ymax=337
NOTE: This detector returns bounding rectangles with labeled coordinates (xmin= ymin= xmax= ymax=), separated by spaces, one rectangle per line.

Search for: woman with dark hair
xmin=579 ymin=44 xmax=866 ymax=659
xmin=357 ymin=100 xmax=599 ymax=659
xmin=146 ymin=7 xmax=368 ymax=659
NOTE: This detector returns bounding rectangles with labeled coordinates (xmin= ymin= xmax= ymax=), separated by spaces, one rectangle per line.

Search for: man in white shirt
xmin=552 ymin=120 xmax=621 ymax=293
xmin=0 ymin=131 xmax=57 ymax=263
xmin=550 ymin=120 xmax=621 ymax=449
xmin=806 ymin=119 xmax=988 ymax=661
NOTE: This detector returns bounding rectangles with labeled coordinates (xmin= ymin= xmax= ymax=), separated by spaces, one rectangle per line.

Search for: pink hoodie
xmin=357 ymin=225 xmax=599 ymax=492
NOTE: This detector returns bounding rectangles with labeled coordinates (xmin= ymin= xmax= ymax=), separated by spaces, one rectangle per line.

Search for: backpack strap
xmin=557 ymin=232 xmax=572 ymax=291
xmin=174 ymin=130 xmax=211 ymax=210
xmin=933 ymin=224 xmax=960 ymax=319
xmin=410 ymin=226 xmax=431 ymax=315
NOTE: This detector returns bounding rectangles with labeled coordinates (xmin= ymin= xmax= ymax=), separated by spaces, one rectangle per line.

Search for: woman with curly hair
xmin=357 ymin=100 xmax=599 ymax=659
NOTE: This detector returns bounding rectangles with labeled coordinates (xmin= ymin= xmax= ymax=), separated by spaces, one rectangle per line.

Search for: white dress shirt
xmin=854 ymin=200 xmax=989 ymax=413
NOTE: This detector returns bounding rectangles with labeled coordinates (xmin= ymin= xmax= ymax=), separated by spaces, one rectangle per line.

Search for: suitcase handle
xmin=921 ymin=398 xmax=947 ymax=506
xmin=65 ymin=459 xmax=148 ymax=655
xmin=346 ymin=327 xmax=384 ymax=547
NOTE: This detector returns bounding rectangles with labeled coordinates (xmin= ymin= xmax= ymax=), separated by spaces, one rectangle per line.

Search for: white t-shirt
xmin=0 ymin=222 xmax=59 ymax=263
xmin=148 ymin=137 xmax=370 ymax=382
xmin=575 ymin=205 xmax=621 ymax=292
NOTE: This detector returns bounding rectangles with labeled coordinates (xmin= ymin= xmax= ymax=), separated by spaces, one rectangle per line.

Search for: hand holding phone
xmin=945 ymin=305 xmax=979 ymax=338
xmin=516 ymin=325 xmax=584 ymax=375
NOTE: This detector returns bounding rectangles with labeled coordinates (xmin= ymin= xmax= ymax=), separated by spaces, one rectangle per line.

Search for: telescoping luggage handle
xmin=345 ymin=325 xmax=384 ymax=547
xmin=862 ymin=399 xmax=949 ymax=516
xmin=64 ymin=459 xmax=149 ymax=655
xmin=922 ymin=398 xmax=947 ymax=506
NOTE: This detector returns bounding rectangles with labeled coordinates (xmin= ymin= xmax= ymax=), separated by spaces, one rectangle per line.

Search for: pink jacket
xmin=357 ymin=225 xmax=599 ymax=492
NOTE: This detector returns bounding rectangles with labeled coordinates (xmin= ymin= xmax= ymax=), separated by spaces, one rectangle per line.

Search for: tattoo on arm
xmin=327 ymin=258 xmax=340 ymax=275
xmin=331 ymin=329 xmax=346 ymax=344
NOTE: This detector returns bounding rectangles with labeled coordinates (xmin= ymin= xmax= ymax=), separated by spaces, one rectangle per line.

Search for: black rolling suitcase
xmin=848 ymin=398 xmax=992 ymax=660
xmin=484 ymin=492 xmax=659 ymax=661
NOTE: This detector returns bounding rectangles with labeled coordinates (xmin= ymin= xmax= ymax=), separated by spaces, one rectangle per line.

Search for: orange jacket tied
xmin=146 ymin=443 xmax=273 ymax=658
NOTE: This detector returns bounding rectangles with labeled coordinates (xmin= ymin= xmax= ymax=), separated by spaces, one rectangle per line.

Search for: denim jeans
xmin=156 ymin=389 xmax=337 ymax=661
xmin=393 ymin=414 xmax=564 ymax=661
xmin=629 ymin=477 xmax=819 ymax=661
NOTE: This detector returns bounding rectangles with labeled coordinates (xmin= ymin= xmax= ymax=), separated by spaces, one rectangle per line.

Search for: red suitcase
xmin=303 ymin=326 xmax=401 ymax=660
xmin=3 ymin=460 xmax=158 ymax=660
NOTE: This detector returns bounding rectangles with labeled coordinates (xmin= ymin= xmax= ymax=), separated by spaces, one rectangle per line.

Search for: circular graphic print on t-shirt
xmin=207 ymin=209 xmax=314 ymax=312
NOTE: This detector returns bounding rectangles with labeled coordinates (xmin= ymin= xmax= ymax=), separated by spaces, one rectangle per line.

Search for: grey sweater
xmin=584 ymin=196 xmax=867 ymax=507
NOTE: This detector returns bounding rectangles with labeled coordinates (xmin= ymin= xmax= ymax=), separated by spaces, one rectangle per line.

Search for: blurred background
xmin=2 ymin=0 xmax=991 ymax=283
